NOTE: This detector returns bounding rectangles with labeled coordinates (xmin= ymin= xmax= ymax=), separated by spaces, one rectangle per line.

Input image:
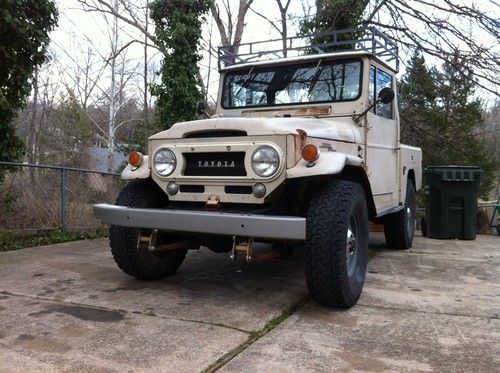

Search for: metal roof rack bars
xmin=218 ymin=27 xmax=399 ymax=71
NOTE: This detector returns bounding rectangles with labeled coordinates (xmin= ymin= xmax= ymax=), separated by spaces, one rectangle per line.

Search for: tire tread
xmin=109 ymin=179 xmax=186 ymax=280
xmin=305 ymin=180 xmax=368 ymax=308
xmin=383 ymin=181 xmax=416 ymax=250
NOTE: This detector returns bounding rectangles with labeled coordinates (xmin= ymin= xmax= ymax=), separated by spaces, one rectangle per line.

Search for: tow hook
xmin=205 ymin=194 xmax=221 ymax=210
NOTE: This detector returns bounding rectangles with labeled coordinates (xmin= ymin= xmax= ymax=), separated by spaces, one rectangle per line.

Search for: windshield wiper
xmin=233 ymin=66 xmax=255 ymax=100
xmin=307 ymin=59 xmax=323 ymax=96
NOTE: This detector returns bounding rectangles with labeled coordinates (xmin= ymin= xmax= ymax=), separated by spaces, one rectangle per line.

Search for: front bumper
xmin=93 ymin=204 xmax=306 ymax=240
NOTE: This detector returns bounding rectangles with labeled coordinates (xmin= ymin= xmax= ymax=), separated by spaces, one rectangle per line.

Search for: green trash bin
xmin=423 ymin=166 xmax=482 ymax=240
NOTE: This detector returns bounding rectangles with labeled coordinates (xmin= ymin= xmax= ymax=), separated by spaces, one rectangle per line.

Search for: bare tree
xmin=210 ymin=0 xmax=254 ymax=61
xmin=107 ymin=0 xmax=119 ymax=172
xmin=65 ymin=0 xmax=150 ymax=171
xmin=27 ymin=66 xmax=39 ymax=165
xmin=143 ymin=0 xmax=149 ymax=127
xmin=359 ymin=0 xmax=499 ymax=95
xmin=250 ymin=0 xmax=292 ymax=56
xmin=77 ymin=0 xmax=166 ymax=54
xmin=245 ymin=1 xmax=498 ymax=95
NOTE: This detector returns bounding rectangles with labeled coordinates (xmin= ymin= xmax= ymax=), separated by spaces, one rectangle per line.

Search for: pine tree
xmin=399 ymin=51 xmax=497 ymax=198
xmin=433 ymin=54 xmax=496 ymax=198
xmin=399 ymin=51 xmax=439 ymax=156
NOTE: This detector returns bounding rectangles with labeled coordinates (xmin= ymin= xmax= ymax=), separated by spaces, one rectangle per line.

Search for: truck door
xmin=366 ymin=65 xmax=398 ymax=202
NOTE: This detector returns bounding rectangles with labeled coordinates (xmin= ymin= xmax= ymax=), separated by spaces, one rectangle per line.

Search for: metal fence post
xmin=60 ymin=167 xmax=67 ymax=231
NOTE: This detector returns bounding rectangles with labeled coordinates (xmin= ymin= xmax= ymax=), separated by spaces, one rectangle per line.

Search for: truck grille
xmin=183 ymin=152 xmax=246 ymax=176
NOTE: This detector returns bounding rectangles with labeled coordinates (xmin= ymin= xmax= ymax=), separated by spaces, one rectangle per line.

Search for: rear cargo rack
xmin=218 ymin=27 xmax=399 ymax=71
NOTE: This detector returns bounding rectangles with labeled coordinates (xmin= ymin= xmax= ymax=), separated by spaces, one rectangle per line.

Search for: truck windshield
xmin=222 ymin=59 xmax=361 ymax=109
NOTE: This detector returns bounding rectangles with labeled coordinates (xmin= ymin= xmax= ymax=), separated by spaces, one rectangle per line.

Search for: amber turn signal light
xmin=302 ymin=144 xmax=320 ymax=162
xmin=128 ymin=151 xmax=143 ymax=167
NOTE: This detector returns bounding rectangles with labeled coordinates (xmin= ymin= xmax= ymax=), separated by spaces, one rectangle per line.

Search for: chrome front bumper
xmin=93 ymin=204 xmax=306 ymax=240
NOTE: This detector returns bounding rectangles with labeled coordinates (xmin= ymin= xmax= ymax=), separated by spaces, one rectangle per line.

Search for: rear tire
xmin=383 ymin=180 xmax=416 ymax=250
xmin=305 ymin=180 xmax=369 ymax=308
xmin=109 ymin=179 xmax=186 ymax=280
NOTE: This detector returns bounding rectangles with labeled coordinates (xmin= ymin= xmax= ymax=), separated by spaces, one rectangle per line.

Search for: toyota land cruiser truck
xmin=94 ymin=28 xmax=422 ymax=308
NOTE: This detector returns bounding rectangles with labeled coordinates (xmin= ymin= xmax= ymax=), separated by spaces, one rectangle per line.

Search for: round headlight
xmin=252 ymin=146 xmax=279 ymax=177
xmin=154 ymin=148 xmax=176 ymax=176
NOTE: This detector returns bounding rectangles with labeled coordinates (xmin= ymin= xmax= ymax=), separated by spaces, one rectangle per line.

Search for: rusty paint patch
xmin=242 ymin=106 xmax=331 ymax=117
xmin=293 ymin=131 xmax=307 ymax=165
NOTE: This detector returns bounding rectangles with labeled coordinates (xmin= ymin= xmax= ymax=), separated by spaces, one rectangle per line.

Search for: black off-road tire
xmin=109 ymin=179 xmax=186 ymax=280
xmin=383 ymin=180 xmax=416 ymax=250
xmin=305 ymin=180 xmax=369 ymax=308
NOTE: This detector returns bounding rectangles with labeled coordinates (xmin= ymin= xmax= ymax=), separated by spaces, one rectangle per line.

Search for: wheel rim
xmin=406 ymin=207 xmax=411 ymax=235
xmin=406 ymin=202 xmax=416 ymax=239
xmin=346 ymin=214 xmax=359 ymax=277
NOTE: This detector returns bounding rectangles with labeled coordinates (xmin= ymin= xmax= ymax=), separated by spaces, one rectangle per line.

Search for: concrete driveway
xmin=0 ymin=233 xmax=498 ymax=372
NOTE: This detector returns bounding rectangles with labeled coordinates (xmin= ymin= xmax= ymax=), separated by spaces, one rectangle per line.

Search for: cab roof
xmin=220 ymin=50 xmax=397 ymax=74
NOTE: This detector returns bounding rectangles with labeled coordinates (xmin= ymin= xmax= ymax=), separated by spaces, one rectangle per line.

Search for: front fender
xmin=286 ymin=152 xmax=362 ymax=179
xmin=121 ymin=155 xmax=150 ymax=180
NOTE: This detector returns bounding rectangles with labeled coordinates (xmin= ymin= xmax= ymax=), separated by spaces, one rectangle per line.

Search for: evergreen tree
xmin=399 ymin=51 xmax=497 ymax=198
xmin=300 ymin=0 xmax=368 ymax=52
xmin=301 ymin=0 xmax=367 ymax=34
xmin=0 ymin=0 xmax=58 ymax=163
xmin=433 ymin=54 xmax=496 ymax=198
xmin=150 ymin=0 xmax=211 ymax=129
xmin=399 ymin=51 xmax=438 ymax=152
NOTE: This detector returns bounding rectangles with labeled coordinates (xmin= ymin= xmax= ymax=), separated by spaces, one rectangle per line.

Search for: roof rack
xmin=218 ymin=27 xmax=399 ymax=71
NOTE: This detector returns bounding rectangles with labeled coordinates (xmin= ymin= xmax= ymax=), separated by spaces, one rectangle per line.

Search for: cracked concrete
xmin=0 ymin=233 xmax=498 ymax=372
xmin=222 ymin=234 xmax=500 ymax=372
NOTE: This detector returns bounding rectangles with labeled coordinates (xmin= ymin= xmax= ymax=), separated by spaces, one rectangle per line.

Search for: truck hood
xmin=149 ymin=117 xmax=361 ymax=143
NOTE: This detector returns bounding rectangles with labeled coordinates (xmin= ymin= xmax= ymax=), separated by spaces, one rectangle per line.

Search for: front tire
xmin=383 ymin=180 xmax=416 ymax=250
xmin=109 ymin=179 xmax=186 ymax=280
xmin=305 ymin=180 xmax=369 ymax=308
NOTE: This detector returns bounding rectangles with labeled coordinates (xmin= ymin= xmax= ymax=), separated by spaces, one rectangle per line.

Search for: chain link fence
xmin=0 ymin=161 xmax=124 ymax=232
xmin=1 ymin=161 xmax=497 ymax=235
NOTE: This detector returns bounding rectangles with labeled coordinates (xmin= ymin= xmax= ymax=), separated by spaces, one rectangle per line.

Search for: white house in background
xmin=89 ymin=145 xmax=127 ymax=173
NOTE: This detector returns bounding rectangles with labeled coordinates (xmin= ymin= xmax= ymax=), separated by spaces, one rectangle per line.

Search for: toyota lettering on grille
xmin=198 ymin=160 xmax=236 ymax=168
xmin=184 ymin=152 xmax=246 ymax=176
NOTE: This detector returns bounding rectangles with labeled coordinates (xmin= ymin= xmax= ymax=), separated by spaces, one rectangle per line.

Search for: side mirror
xmin=197 ymin=101 xmax=206 ymax=115
xmin=378 ymin=87 xmax=395 ymax=104
xmin=353 ymin=87 xmax=395 ymax=123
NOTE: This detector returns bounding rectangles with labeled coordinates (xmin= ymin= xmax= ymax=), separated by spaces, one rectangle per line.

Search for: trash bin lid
xmin=424 ymin=166 xmax=482 ymax=181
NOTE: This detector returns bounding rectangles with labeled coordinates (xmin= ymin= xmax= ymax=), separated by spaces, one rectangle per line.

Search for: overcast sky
xmin=47 ymin=0 xmax=498 ymax=107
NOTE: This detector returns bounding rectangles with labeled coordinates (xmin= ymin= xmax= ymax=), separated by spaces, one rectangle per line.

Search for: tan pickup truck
xmin=94 ymin=28 xmax=422 ymax=308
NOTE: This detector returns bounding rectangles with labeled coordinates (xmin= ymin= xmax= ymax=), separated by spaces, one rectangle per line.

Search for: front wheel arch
xmin=339 ymin=165 xmax=377 ymax=220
